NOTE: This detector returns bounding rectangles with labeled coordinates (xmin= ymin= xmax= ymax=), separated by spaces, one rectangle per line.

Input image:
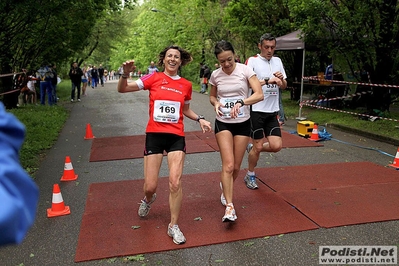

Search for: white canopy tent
xmin=275 ymin=30 xmax=306 ymax=120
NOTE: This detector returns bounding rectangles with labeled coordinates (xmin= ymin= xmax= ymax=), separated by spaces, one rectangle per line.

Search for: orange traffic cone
xmin=309 ymin=123 xmax=320 ymax=141
xmin=84 ymin=123 xmax=95 ymax=140
xmin=60 ymin=156 xmax=78 ymax=181
xmin=389 ymin=147 xmax=399 ymax=169
xmin=47 ymin=184 xmax=71 ymax=218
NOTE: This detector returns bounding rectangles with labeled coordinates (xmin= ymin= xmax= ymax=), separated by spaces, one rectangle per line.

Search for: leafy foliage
xmin=224 ymin=0 xmax=292 ymax=59
xmin=288 ymin=0 xmax=399 ymax=111
xmin=109 ymin=0 xmax=228 ymax=81
xmin=0 ymin=0 xmax=134 ymax=72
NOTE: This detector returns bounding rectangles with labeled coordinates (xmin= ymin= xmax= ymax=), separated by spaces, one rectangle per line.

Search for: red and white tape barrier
xmin=302 ymin=76 xmax=399 ymax=89
xmin=299 ymin=91 xmax=372 ymax=106
xmin=303 ymin=103 xmax=399 ymax=122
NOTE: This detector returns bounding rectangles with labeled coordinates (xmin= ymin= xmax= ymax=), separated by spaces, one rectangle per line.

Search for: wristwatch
xmin=196 ymin=115 xmax=205 ymax=122
xmin=235 ymin=99 xmax=245 ymax=107
xmin=264 ymin=77 xmax=270 ymax=85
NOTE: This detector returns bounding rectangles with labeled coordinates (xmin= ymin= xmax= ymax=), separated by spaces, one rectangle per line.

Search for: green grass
xmin=9 ymin=81 xmax=71 ymax=177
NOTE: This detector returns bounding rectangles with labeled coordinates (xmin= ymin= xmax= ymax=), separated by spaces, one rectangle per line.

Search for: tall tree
xmin=0 ymin=0 xmax=134 ymax=108
xmin=223 ymin=0 xmax=292 ymax=59
xmin=288 ymin=0 xmax=399 ymax=111
xmin=110 ymin=0 xmax=228 ymax=81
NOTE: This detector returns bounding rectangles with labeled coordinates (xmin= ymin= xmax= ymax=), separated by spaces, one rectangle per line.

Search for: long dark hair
xmin=157 ymin=45 xmax=193 ymax=68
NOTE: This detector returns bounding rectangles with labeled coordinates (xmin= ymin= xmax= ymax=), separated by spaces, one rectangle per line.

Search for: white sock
xmin=247 ymin=171 xmax=255 ymax=176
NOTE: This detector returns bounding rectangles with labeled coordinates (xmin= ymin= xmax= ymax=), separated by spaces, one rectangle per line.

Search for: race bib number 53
xmin=153 ymin=100 xmax=180 ymax=123
xmin=264 ymin=84 xmax=278 ymax=96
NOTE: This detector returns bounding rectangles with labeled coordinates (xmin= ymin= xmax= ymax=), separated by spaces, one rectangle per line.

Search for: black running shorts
xmin=214 ymin=119 xmax=251 ymax=137
xmin=144 ymin=133 xmax=186 ymax=156
xmin=250 ymin=111 xmax=281 ymax=139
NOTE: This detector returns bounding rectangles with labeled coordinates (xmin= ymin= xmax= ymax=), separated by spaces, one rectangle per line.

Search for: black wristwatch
xmin=264 ymin=77 xmax=270 ymax=85
xmin=235 ymin=99 xmax=245 ymax=107
xmin=196 ymin=115 xmax=205 ymax=122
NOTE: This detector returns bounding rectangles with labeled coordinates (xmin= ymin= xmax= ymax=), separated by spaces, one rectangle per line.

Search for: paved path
xmin=1 ymin=79 xmax=398 ymax=266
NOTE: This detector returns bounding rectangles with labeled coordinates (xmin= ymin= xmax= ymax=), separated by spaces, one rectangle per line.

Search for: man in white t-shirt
xmin=244 ymin=33 xmax=287 ymax=189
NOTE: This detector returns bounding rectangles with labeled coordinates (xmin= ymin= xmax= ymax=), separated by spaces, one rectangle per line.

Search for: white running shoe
xmin=167 ymin=224 xmax=186 ymax=244
xmin=244 ymin=173 xmax=259 ymax=189
xmin=138 ymin=193 xmax=157 ymax=217
xmin=222 ymin=203 xmax=237 ymax=222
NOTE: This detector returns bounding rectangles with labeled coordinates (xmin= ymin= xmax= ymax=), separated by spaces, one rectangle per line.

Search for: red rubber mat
xmin=89 ymin=131 xmax=216 ymax=162
xmin=89 ymin=130 xmax=322 ymax=162
xmin=255 ymin=161 xmax=399 ymax=228
xmin=255 ymin=161 xmax=399 ymax=191
xmin=277 ymin=182 xmax=399 ymax=228
xmin=75 ymin=170 xmax=318 ymax=262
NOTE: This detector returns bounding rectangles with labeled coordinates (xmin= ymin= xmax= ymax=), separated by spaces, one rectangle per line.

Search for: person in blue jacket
xmin=0 ymin=102 xmax=39 ymax=246
xmin=325 ymin=63 xmax=333 ymax=80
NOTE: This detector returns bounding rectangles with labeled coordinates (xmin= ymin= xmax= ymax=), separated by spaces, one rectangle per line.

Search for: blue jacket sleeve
xmin=0 ymin=102 xmax=39 ymax=245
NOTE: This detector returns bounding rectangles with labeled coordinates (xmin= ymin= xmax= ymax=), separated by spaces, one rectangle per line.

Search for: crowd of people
xmin=16 ymin=60 xmax=172 ymax=106
xmin=116 ymin=33 xmax=287 ymax=246
xmin=15 ymin=62 xmax=120 ymax=105
xmin=17 ymin=63 xmax=59 ymax=106
xmin=69 ymin=63 xmax=126 ymax=102
xmin=80 ymin=64 xmax=117 ymax=89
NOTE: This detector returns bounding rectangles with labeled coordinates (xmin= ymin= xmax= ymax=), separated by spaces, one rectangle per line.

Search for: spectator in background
xmin=0 ymin=102 xmax=39 ymax=246
xmin=91 ymin=66 xmax=99 ymax=88
xmin=50 ymin=64 xmax=58 ymax=104
xmin=36 ymin=63 xmax=54 ymax=105
xmin=200 ymin=65 xmax=210 ymax=94
xmin=146 ymin=61 xmax=159 ymax=75
xmin=104 ymin=68 xmax=108 ymax=82
xmin=98 ymin=64 xmax=105 ymax=87
xmin=81 ymin=65 xmax=88 ymax=96
xmin=87 ymin=64 xmax=92 ymax=87
xmin=68 ymin=62 xmax=83 ymax=102
xmin=117 ymin=65 xmax=124 ymax=79
xmin=25 ymin=72 xmax=38 ymax=104
xmin=325 ymin=63 xmax=333 ymax=80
